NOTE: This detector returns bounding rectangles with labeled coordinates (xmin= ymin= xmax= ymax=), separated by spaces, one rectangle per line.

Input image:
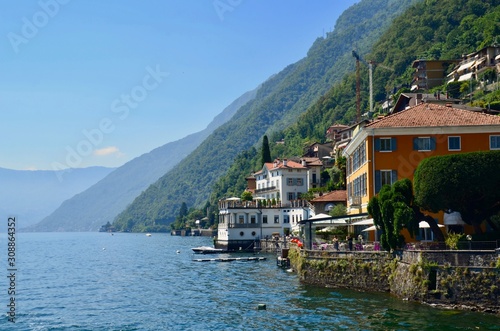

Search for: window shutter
xmin=375 ymin=138 xmax=381 ymax=151
xmin=413 ymin=138 xmax=418 ymax=150
xmin=391 ymin=138 xmax=397 ymax=151
xmin=391 ymin=170 xmax=398 ymax=184
xmin=430 ymin=137 xmax=436 ymax=151
xmin=375 ymin=170 xmax=381 ymax=193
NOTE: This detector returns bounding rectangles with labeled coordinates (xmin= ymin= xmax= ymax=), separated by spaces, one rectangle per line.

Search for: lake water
xmin=1 ymin=232 xmax=499 ymax=330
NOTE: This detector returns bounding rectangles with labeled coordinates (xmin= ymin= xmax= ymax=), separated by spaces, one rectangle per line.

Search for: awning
xmin=308 ymin=213 xmax=332 ymax=220
xmin=362 ymin=225 xmax=378 ymax=232
xmin=419 ymin=221 xmax=445 ymax=228
xmin=458 ymin=72 xmax=474 ymax=82
xmin=456 ymin=60 xmax=475 ymax=72
xmin=444 ymin=211 xmax=466 ymax=225
xmin=352 ymin=218 xmax=374 ymax=226
xmin=301 ymin=213 xmax=369 ymax=226
xmin=473 ymin=57 xmax=486 ymax=67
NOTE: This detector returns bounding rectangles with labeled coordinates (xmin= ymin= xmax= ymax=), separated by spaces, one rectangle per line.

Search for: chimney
xmin=283 ymin=159 xmax=288 ymax=167
xmin=301 ymin=159 xmax=307 ymax=167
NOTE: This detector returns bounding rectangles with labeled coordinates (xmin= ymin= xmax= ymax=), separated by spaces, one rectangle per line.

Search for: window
xmin=263 ymin=215 xmax=268 ymax=224
xmin=490 ymin=135 xmax=500 ymax=150
xmin=250 ymin=215 xmax=256 ymax=224
xmin=297 ymin=178 xmax=303 ymax=186
xmin=380 ymin=138 xmax=392 ymax=151
xmin=288 ymin=192 xmax=294 ymax=201
xmin=351 ymin=173 xmax=367 ymax=198
xmin=413 ymin=137 xmax=435 ymax=151
xmin=448 ymin=136 xmax=461 ymax=151
xmin=375 ymin=170 xmax=398 ymax=193
xmin=287 ymin=178 xmax=293 ymax=185
xmin=375 ymin=138 xmax=396 ymax=152
xmin=420 ymin=228 xmax=434 ymax=241
xmin=238 ymin=215 xmax=244 ymax=224
xmin=381 ymin=170 xmax=392 ymax=187
xmin=283 ymin=215 xmax=289 ymax=224
xmin=274 ymin=215 xmax=280 ymax=224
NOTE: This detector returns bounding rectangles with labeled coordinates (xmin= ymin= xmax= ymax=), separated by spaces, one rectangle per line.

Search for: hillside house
xmin=411 ymin=59 xmax=459 ymax=91
xmin=447 ymin=45 xmax=500 ymax=83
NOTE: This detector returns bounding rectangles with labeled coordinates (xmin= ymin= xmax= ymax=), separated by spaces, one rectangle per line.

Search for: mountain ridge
xmin=27 ymin=87 xmax=258 ymax=231
xmin=0 ymin=166 xmax=114 ymax=229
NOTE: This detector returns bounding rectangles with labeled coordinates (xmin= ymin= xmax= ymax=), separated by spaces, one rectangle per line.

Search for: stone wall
xmin=289 ymin=249 xmax=394 ymax=293
xmin=289 ymin=247 xmax=500 ymax=314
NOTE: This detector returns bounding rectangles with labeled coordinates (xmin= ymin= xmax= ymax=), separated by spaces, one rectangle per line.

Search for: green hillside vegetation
xmin=205 ymin=0 xmax=500 ymax=228
xmin=112 ymin=0 xmax=421 ymax=232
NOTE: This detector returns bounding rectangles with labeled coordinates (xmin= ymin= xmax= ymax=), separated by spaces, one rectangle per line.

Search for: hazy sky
xmin=0 ymin=0 xmax=358 ymax=170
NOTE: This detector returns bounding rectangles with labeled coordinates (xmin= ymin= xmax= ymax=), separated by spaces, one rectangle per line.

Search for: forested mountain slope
xmin=27 ymin=88 xmax=257 ymax=231
xmin=113 ymin=0 xmax=421 ymax=232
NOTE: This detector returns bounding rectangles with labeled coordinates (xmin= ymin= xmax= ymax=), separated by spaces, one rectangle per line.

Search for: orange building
xmin=343 ymin=103 xmax=500 ymax=240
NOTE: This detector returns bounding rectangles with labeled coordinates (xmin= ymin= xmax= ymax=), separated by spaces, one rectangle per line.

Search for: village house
xmin=343 ymin=103 xmax=500 ymax=240
xmin=309 ymin=190 xmax=347 ymax=215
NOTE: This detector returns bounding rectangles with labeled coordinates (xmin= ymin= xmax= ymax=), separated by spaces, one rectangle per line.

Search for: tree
xmin=367 ymin=178 xmax=424 ymax=251
xmin=414 ymin=151 xmax=500 ymax=234
xmin=261 ymin=135 xmax=272 ymax=166
xmin=179 ymin=202 xmax=188 ymax=218
xmin=329 ymin=204 xmax=347 ymax=217
xmin=241 ymin=191 xmax=253 ymax=202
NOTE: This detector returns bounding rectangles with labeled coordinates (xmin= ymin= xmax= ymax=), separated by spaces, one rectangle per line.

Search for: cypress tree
xmin=261 ymin=135 xmax=272 ymax=166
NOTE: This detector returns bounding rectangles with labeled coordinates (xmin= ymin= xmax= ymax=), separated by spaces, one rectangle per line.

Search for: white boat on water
xmin=191 ymin=246 xmax=224 ymax=254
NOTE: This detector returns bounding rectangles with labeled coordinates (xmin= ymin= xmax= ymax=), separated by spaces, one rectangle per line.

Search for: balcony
xmin=255 ymin=186 xmax=277 ymax=194
xmin=228 ymin=222 xmax=261 ymax=228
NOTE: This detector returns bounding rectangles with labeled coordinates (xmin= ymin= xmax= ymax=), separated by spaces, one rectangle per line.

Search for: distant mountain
xmin=0 ymin=166 xmax=114 ymax=229
xmin=113 ymin=0 xmax=422 ymax=232
xmin=26 ymin=88 xmax=258 ymax=231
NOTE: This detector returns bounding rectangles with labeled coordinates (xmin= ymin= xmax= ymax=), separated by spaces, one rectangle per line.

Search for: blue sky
xmin=0 ymin=0 xmax=358 ymax=170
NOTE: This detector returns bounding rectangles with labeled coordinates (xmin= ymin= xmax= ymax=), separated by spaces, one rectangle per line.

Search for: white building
xmin=215 ymin=158 xmax=322 ymax=250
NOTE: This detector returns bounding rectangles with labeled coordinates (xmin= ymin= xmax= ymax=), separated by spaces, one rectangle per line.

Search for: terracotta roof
xmin=300 ymin=157 xmax=323 ymax=166
xmin=366 ymin=103 xmax=500 ymax=129
xmin=312 ymin=190 xmax=347 ymax=202
xmin=264 ymin=159 xmax=307 ymax=170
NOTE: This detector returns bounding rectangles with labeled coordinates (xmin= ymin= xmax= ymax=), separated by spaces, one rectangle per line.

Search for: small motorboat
xmin=191 ymin=246 xmax=224 ymax=254
xmin=146 ymin=233 xmax=152 ymax=237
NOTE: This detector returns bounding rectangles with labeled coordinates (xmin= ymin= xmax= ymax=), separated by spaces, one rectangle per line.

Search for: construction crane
xmin=352 ymin=50 xmax=394 ymax=121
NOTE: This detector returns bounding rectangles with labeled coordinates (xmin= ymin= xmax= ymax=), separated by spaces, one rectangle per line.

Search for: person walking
xmin=346 ymin=234 xmax=353 ymax=251
xmin=333 ymin=236 xmax=339 ymax=251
